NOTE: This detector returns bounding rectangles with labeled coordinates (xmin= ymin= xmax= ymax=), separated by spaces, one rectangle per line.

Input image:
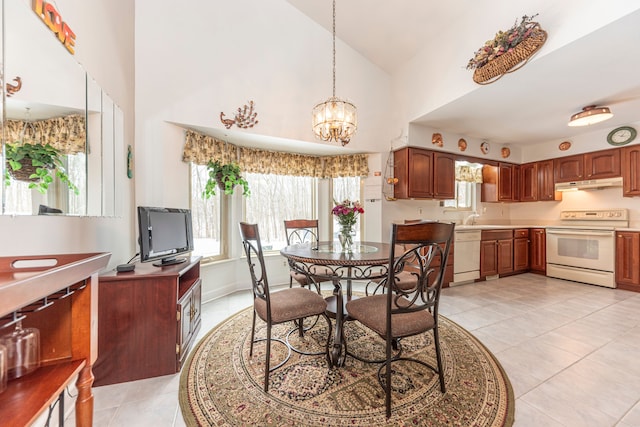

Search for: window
xmin=190 ymin=164 xmax=225 ymax=261
xmin=331 ymin=176 xmax=362 ymax=239
xmin=443 ymin=161 xmax=481 ymax=211
xmin=244 ymin=173 xmax=316 ymax=251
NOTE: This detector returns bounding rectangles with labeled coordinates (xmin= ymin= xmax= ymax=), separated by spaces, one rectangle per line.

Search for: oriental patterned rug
xmin=179 ymin=307 xmax=514 ymax=426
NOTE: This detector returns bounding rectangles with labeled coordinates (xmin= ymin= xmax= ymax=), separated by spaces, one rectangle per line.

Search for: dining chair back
xmin=239 ymin=222 xmax=331 ymax=392
xmin=345 ymin=221 xmax=455 ymax=418
xmin=284 ymin=219 xmax=330 ymax=292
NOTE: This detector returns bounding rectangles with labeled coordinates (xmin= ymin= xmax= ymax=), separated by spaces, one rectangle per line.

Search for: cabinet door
xmin=537 ymin=160 xmax=557 ymax=201
xmin=498 ymin=163 xmax=514 ymax=201
xmin=529 ymin=228 xmax=546 ymax=273
xmin=554 ymin=154 xmax=584 ymax=183
xmin=585 ymin=148 xmax=620 ymax=179
xmin=408 ymin=148 xmax=434 ymax=198
xmin=480 ymin=240 xmax=498 ymax=277
xmin=497 ymin=239 xmax=513 ymax=274
xmin=520 ymin=163 xmax=538 ymax=201
xmin=178 ymin=289 xmax=193 ymax=362
xmin=514 ymin=237 xmax=530 ymax=272
xmin=433 ymin=152 xmax=455 ymax=199
xmin=616 ymin=232 xmax=640 ymax=287
xmin=623 ymin=145 xmax=640 ymax=197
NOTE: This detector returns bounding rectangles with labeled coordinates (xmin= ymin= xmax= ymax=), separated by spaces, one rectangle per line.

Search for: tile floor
xmin=65 ymin=273 xmax=640 ymax=426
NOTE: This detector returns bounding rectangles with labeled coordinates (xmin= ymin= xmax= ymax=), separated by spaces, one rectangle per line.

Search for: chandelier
xmin=312 ymin=0 xmax=357 ymax=146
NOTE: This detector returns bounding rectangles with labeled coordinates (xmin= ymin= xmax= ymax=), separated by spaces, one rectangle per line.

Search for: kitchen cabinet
xmin=480 ymin=229 xmax=513 ymax=277
xmin=537 ymin=159 xmax=559 ymax=201
xmin=529 ymin=228 xmax=546 ymax=274
xmin=394 ymin=147 xmax=433 ymax=199
xmin=615 ymin=231 xmax=640 ymax=291
xmin=519 ymin=160 xmax=559 ymax=202
xmin=481 ymin=162 xmax=518 ymax=202
xmin=622 ymin=145 xmax=640 ymax=197
xmin=393 ymin=147 xmax=455 ymax=200
xmin=554 ymin=148 xmax=621 ymax=183
xmin=433 ymin=152 xmax=456 ymax=199
xmin=94 ymin=256 xmax=202 ymax=386
xmin=513 ymin=229 xmax=530 ymax=272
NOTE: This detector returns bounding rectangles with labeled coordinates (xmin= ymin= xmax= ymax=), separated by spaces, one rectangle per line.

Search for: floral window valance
xmin=182 ymin=129 xmax=369 ymax=178
xmin=3 ymin=114 xmax=86 ymax=155
xmin=455 ymin=164 xmax=483 ymax=183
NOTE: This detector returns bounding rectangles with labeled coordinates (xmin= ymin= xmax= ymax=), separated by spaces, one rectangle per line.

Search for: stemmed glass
xmin=0 ymin=320 xmax=41 ymax=380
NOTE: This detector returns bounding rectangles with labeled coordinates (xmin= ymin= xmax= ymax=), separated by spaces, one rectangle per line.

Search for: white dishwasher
xmin=452 ymin=229 xmax=481 ymax=285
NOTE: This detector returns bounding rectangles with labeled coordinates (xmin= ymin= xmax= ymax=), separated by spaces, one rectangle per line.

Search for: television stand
xmin=152 ymin=256 xmax=187 ymax=267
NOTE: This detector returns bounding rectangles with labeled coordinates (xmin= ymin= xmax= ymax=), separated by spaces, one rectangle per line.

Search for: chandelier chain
xmin=332 ymin=0 xmax=336 ymax=98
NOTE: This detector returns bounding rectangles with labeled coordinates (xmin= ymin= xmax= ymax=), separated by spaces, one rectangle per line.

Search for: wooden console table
xmin=0 ymin=252 xmax=111 ymax=427
xmin=94 ymin=256 xmax=202 ymax=386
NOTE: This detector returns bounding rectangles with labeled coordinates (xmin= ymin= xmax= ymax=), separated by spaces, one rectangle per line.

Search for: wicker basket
xmin=6 ymin=160 xmax=40 ymax=182
xmin=473 ymin=25 xmax=547 ymax=85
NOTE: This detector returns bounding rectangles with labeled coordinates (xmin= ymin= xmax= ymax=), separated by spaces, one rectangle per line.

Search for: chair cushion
xmin=346 ymin=294 xmax=435 ymax=338
xmin=255 ymin=287 xmax=327 ymax=324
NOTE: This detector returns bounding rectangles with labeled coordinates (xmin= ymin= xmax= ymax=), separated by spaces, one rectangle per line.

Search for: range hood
xmin=555 ymin=176 xmax=623 ymax=191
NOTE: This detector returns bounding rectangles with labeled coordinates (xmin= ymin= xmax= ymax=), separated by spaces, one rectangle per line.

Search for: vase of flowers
xmin=332 ymin=199 xmax=364 ymax=253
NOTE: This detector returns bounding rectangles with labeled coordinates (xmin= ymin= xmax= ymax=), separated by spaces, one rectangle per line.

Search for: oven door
xmin=546 ymin=228 xmax=615 ymax=272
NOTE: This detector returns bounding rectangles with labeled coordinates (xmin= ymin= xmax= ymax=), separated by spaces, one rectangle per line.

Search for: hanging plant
xmin=203 ymin=160 xmax=250 ymax=198
xmin=4 ymin=142 xmax=79 ymax=194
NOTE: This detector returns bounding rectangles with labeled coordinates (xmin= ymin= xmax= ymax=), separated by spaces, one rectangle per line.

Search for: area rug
xmin=179 ymin=307 xmax=515 ymax=426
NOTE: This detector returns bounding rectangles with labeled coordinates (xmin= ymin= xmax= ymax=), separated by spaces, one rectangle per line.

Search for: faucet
xmin=464 ymin=212 xmax=480 ymax=225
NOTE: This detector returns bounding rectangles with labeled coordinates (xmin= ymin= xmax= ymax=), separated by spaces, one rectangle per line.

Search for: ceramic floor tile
xmin=57 ymin=273 xmax=640 ymax=426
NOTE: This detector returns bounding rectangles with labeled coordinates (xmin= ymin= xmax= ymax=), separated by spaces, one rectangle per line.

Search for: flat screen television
xmin=137 ymin=206 xmax=194 ymax=267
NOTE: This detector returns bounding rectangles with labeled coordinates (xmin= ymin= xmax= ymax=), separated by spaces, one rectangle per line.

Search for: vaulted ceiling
xmin=286 ymin=1 xmax=640 ymax=147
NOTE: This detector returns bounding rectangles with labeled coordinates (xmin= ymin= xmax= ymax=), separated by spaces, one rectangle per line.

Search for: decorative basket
xmin=473 ymin=24 xmax=547 ymax=85
xmin=6 ymin=160 xmax=40 ymax=182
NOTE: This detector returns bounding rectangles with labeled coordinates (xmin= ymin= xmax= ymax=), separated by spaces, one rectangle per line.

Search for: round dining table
xmin=280 ymin=241 xmax=394 ymax=366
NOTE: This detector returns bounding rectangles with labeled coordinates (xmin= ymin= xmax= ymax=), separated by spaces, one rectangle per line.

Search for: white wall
xmin=0 ymin=0 xmax=135 ymax=270
xmin=134 ymin=0 xmax=394 ymax=301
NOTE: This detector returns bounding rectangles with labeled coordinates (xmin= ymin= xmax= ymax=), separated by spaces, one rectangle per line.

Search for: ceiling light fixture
xmin=568 ymin=105 xmax=613 ymax=127
xmin=312 ymin=0 xmax=357 ymax=146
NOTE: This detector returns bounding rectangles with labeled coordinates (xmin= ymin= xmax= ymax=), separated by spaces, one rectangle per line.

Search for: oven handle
xmin=546 ymin=229 xmax=614 ymax=237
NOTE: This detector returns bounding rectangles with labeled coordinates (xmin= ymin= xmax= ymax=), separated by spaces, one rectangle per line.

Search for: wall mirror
xmin=1 ymin=0 xmax=123 ymax=217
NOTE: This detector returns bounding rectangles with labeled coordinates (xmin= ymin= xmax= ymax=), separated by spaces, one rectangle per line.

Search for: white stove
xmin=546 ymin=209 xmax=628 ymax=288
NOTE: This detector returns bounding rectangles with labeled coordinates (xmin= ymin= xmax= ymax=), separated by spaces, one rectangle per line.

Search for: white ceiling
xmin=286 ymin=1 xmax=640 ymax=147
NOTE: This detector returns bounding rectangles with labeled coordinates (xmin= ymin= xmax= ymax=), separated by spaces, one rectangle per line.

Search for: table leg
xmin=329 ymin=277 xmax=346 ymax=367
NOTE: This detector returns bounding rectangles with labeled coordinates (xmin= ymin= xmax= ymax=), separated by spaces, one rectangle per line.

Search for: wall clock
xmin=607 ymin=126 xmax=637 ymax=146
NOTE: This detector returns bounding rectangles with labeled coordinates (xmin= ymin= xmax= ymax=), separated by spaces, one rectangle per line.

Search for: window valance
xmin=455 ymin=164 xmax=483 ymax=183
xmin=3 ymin=114 xmax=86 ymax=155
xmin=182 ymin=129 xmax=369 ymax=178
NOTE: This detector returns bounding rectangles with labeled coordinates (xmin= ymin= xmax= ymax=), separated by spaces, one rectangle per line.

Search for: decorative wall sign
xmin=432 ymin=133 xmax=443 ymax=147
xmin=33 ymin=0 xmax=76 ymax=54
xmin=458 ymin=138 xmax=467 ymax=151
xmin=558 ymin=141 xmax=571 ymax=151
xmin=220 ymin=100 xmax=259 ymax=129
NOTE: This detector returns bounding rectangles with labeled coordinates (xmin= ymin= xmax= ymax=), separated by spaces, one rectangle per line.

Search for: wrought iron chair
xmin=345 ymin=221 xmax=455 ymax=418
xmin=239 ymin=222 xmax=332 ymax=392
xmin=284 ymin=219 xmax=332 ymax=293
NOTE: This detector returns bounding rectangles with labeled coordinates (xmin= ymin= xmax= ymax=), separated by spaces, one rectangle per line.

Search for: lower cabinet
xmin=513 ymin=229 xmax=530 ymax=272
xmin=94 ymin=256 xmax=202 ymax=386
xmin=616 ymin=231 xmax=640 ymax=291
xmin=480 ymin=229 xmax=514 ymax=277
xmin=529 ymin=228 xmax=546 ymax=274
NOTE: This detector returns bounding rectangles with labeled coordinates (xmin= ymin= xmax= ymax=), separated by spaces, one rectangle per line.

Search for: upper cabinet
xmin=623 ymin=145 xmax=640 ymax=197
xmin=554 ymin=148 xmax=621 ymax=183
xmin=393 ymin=148 xmax=455 ymax=199
xmin=519 ymin=159 xmax=559 ymax=202
xmin=482 ymin=162 xmax=520 ymax=202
